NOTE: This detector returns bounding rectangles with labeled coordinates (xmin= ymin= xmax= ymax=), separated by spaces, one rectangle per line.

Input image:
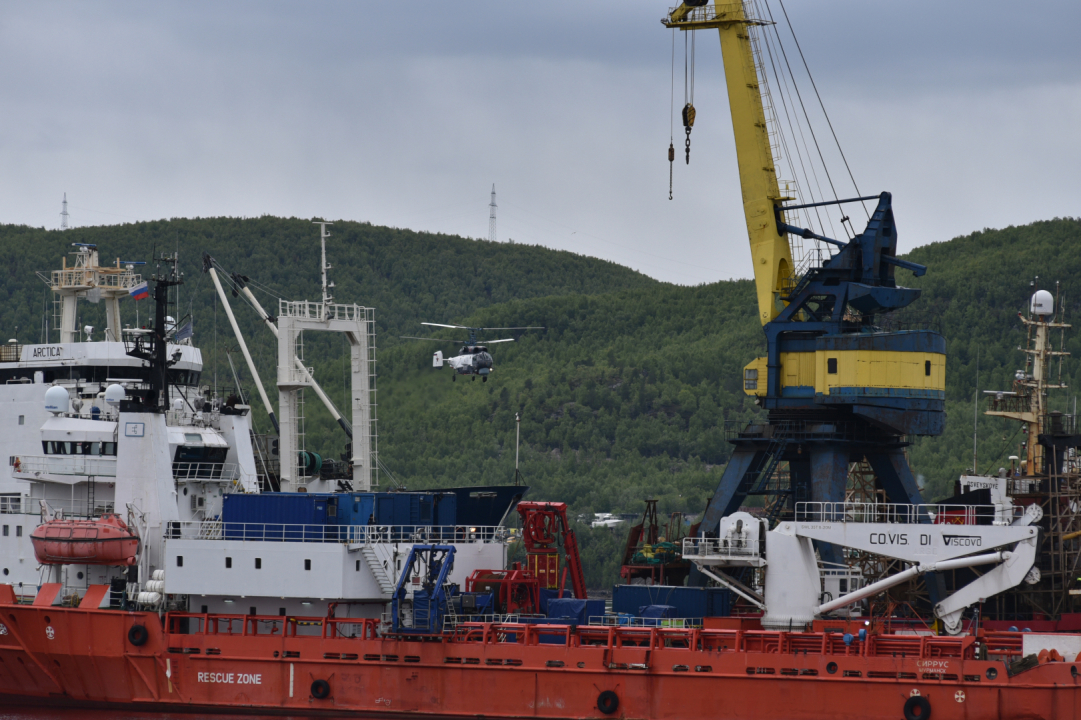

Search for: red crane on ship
xmin=466 ymin=501 xmax=587 ymax=613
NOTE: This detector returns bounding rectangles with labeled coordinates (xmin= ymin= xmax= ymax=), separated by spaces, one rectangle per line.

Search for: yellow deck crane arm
xmin=667 ymin=2 xmax=793 ymax=326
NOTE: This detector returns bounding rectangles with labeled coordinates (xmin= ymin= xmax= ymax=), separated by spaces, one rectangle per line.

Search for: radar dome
xmin=1032 ymin=289 xmax=1055 ymax=316
xmin=104 ymin=384 xmax=126 ymax=407
xmin=44 ymin=386 xmax=69 ymax=415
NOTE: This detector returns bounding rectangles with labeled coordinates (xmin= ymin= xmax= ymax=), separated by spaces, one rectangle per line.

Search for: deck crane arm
xmin=667 ymin=1 xmax=793 ymax=326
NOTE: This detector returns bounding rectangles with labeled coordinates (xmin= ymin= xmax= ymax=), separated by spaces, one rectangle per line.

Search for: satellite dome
xmin=104 ymin=384 xmax=126 ymax=407
xmin=1031 ymin=289 xmax=1055 ymax=316
xmin=44 ymin=386 xmax=69 ymax=415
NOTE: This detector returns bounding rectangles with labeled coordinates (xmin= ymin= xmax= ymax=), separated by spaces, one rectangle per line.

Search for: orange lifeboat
xmin=31 ymin=515 xmax=140 ymax=566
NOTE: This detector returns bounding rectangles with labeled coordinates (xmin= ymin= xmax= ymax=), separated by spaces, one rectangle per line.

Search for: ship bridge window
xmin=173 ymin=446 xmax=227 ymax=464
xmin=42 ymin=441 xmax=117 ymax=456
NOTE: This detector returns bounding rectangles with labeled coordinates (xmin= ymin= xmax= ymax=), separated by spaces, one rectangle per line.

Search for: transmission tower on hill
xmin=60 ymin=193 xmax=69 ymax=230
xmin=488 ymin=184 xmax=497 ymax=243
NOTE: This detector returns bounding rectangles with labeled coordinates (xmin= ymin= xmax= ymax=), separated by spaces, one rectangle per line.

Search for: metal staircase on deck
xmin=360 ymin=545 xmax=395 ymax=596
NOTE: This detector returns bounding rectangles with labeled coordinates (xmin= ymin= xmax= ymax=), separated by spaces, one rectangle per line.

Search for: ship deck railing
xmin=168 ymin=520 xmax=506 ymax=544
xmin=165 ymin=612 xmax=379 ymax=640
xmin=162 ymin=610 xmax=1013 ymax=663
xmin=449 ymin=621 xmax=982 ymax=659
xmin=587 ymin=615 xmax=702 ymax=629
xmin=793 ymin=501 xmax=1019 ymax=525
xmin=0 ymin=494 xmax=114 ymax=518
xmin=682 ymin=537 xmax=760 ymax=562
xmin=12 ymin=454 xmax=118 ymax=479
xmin=172 ymin=462 xmax=239 ymax=482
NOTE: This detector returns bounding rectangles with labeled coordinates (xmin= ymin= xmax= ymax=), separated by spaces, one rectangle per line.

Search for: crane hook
xmin=682 ymin=103 xmax=696 ymax=164
xmin=668 ymin=142 xmax=675 ymax=200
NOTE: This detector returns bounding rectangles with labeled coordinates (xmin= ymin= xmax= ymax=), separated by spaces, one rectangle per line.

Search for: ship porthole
xmin=128 ymin=624 xmax=149 ymax=647
xmin=597 ymin=690 xmax=619 ymax=715
xmin=903 ymin=695 xmax=931 ymax=720
xmin=311 ymin=679 xmax=331 ymax=699
xmin=986 ymin=667 xmax=997 ymax=680
xmin=826 ymin=662 xmax=838 ymax=674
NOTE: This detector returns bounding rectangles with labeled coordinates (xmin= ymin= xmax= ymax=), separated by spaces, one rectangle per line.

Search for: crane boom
xmin=667 ymin=2 xmax=792 ymax=325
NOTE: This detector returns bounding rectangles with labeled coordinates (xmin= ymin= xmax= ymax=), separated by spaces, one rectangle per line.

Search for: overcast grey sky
xmin=2 ymin=1 xmax=1079 ymax=285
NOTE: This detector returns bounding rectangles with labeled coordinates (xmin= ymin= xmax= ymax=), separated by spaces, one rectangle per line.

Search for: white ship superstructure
xmin=0 ymin=241 xmax=508 ymax=626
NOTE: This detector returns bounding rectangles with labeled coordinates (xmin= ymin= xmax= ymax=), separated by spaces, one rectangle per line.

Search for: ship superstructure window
xmin=305 ymin=559 xmax=311 ymax=571
xmin=42 ymin=441 xmax=116 ymax=456
xmin=225 ymin=557 xmax=232 ymax=569
xmin=15 ymin=526 xmax=21 ymax=537
xmin=356 ymin=560 xmax=360 ymax=571
xmin=17 ymin=415 xmax=23 ymax=425
xmin=255 ymin=558 xmax=262 ymax=569
xmin=2 ymin=525 xmax=7 ymax=536
xmin=173 ymin=445 xmax=227 ymax=463
xmin=176 ymin=555 xmax=184 ymax=567
xmin=827 ymin=358 xmax=838 ymax=374
xmin=925 ymin=360 xmax=931 ymax=376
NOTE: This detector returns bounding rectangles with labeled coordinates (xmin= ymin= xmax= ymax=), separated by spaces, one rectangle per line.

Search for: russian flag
xmin=129 ymin=281 xmax=149 ymax=300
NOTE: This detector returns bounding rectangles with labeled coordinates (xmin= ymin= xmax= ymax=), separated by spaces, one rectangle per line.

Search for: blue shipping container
xmin=221 ymin=493 xmax=333 ymax=541
xmin=612 ymin=585 xmax=733 ymax=619
xmin=433 ymin=493 xmax=457 ymax=526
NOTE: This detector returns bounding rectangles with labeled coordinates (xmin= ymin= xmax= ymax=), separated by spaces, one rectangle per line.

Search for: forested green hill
xmin=3 ymin=215 xmax=1080 ymax=588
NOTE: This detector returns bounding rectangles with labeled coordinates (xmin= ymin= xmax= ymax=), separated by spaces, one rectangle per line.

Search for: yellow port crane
xmin=664 ymin=2 xmax=946 ymax=547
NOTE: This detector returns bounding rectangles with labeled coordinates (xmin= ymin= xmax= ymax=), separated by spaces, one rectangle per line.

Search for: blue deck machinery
xmin=663 ymin=3 xmax=946 ymax=572
xmin=391 ymin=545 xmax=458 ymax=635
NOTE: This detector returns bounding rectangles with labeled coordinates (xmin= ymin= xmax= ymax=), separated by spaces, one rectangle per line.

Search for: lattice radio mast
xmin=60 ymin=193 xmax=69 ymax=230
xmin=488 ymin=184 xmax=497 ymax=243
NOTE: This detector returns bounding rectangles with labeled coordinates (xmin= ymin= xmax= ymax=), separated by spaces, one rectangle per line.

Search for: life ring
xmin=127 ymin=624 xmax=149 ymax=647
xmin=311 ymin=679 xmax=331 ymax=699
xmin=597 ymin=690 xmax=619 ymax=715
xmin=903 ymin=695 xmax=931 ymax=720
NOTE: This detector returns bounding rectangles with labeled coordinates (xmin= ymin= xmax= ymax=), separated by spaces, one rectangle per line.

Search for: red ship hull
xmin=1 ymin=597 xmax=1080 ymax=719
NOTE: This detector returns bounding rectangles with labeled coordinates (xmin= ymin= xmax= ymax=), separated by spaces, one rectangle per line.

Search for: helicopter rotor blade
xmin=477 ymin=326 xmax=546 ymax=331
xmin=421 ymin=322 xmax=468 ymax=329
xmin=479 ymin=338 xmax=516 ymax=344
xmin=400 ymin=336 xmax=462 ymax=344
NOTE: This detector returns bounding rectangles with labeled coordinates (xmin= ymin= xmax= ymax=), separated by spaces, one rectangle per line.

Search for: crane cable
xmin=668 ymin=29 xmax=675 ymax=199
xmin=775 ymin=0 xmax=869 ymax=223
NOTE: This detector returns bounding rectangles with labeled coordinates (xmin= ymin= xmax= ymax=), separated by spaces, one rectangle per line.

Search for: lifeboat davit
xmin=31 ymin=515 xmax=140 ymax=566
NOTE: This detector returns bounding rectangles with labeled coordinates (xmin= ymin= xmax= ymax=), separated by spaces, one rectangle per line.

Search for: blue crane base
xmin=693 ymin=418 xmax=945 ymax=603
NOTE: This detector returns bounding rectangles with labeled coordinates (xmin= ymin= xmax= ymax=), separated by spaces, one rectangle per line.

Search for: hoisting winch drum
xmin=597 ymin=690 xmax=619 ymax=715
xmin=903 ymin=694 xmax=931 ymax=720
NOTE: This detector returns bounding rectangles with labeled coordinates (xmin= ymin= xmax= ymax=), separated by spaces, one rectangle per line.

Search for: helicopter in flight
xmin=403 ymin=322 xmax=545 ymax=382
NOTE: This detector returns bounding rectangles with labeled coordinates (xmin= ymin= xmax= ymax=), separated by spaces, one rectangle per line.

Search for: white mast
xmin=488 ymin=185 xmax=497 ymax=243
xmin=314 ymin=221 xmax=334 ymax=307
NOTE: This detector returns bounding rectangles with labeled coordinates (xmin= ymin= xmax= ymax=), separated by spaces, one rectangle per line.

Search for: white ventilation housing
xmin=1031 ymin=289 xmax=1055 ymax=316
xmin=44 ymin=386 xmax=69 ymax=415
